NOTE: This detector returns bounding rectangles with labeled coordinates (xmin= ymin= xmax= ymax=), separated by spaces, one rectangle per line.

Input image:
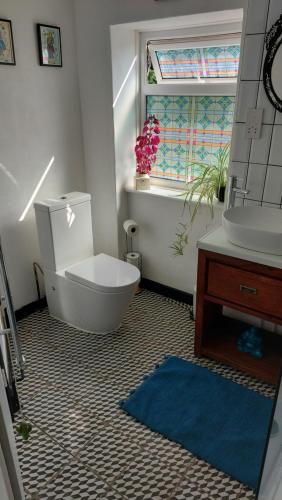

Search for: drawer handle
xmin=240 ymin=285 xmax=257 ymax=295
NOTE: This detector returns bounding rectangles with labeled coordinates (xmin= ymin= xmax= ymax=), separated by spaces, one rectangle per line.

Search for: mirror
xmin=263 ymin=15 xmax=282 ymax=112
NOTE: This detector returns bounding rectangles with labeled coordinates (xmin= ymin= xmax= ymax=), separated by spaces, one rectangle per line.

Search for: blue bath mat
xmin=120 ymin=356 xmax=273 ymax=490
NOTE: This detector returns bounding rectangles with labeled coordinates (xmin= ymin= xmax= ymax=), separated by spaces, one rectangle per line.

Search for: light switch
xmin=246 ymin=108 xmax=263 ymax=139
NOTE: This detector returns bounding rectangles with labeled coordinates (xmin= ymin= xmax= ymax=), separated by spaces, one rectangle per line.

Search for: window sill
xmin=126 ymin=186 xmax=225 ymax=210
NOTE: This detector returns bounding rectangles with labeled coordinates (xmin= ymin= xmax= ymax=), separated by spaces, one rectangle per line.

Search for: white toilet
xmin=34 ymin=192 xmax=140 ymax=334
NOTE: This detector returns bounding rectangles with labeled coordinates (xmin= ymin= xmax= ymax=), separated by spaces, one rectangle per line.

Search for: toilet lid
xmin=65 ymin=253 xmax=140 ymax=293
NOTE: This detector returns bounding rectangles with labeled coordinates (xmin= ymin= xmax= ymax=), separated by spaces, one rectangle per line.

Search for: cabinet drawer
xmin=207 ymin=261 xmax=282 ymax=319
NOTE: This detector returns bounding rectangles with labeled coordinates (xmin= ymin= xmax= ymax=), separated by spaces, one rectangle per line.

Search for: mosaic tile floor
xmin=12 ymin=290 xmax=274 ymax=499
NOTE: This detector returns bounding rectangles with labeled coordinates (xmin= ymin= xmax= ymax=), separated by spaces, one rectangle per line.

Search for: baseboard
xmin=14 ymin=281 xmax=193 ymax=321
xmin=140 ymin=278 xmax=193 ymax=305
xmin=15 ymin=297 xmax=47 ymax=321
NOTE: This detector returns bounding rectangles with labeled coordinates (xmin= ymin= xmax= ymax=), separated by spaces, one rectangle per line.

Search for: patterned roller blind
xmin=156 ymin=45 xmax=240 ymax=80
xmin=146 ymin=95 xmax=235 ymax=182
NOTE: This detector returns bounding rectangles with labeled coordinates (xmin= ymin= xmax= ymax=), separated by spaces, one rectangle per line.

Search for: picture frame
xmin=0 ymin=19 xmax=16 ymax=65
xmin=37 ymin=24 xmax=62 ymax=67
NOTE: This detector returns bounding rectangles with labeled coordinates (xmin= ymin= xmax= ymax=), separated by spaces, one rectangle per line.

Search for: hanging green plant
xmin=171 ymin=144 xmax=230 ymax=256
xmin=147 ymin=68 xmax=157 ymax=84
xmin=170 ymin=222 xmax=189 ymax=256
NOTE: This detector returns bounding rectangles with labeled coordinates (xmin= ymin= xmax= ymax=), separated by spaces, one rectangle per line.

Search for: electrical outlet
xmin=246 ymin=108 xmax=263 ymax=139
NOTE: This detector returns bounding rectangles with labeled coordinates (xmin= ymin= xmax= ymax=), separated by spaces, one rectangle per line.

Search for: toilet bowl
xmin=34 ymin=192 xmax=140 ymax=334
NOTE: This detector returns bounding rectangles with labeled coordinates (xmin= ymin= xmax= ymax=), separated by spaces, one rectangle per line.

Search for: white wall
xmin=231 ymin=0 xmax=282 ymax=208
xmin=111 ymin=27 xmax=138 ymax=256
xmin=0 ymin=0 xmax=85 ymax=309
xmin=74 ymin=0 xmax=245 ymax=274
xmin=128 ymin=191 xmax=223 ymax=294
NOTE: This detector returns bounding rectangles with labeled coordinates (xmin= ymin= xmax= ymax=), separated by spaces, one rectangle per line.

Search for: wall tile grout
xmin=232 ymin=0 xmax=282 ymax=207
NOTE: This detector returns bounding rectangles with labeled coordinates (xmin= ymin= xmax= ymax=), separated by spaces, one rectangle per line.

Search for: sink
xmin=222 ymin=206 xmax=282 ymax=255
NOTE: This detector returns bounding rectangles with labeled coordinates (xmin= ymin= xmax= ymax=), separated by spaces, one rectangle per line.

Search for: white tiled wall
xmin=231 ymin=0 xmax=282 ymax=209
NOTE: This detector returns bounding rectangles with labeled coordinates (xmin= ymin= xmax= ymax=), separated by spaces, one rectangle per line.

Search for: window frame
xmin=140 ymin=24 xmax=241 ymax=189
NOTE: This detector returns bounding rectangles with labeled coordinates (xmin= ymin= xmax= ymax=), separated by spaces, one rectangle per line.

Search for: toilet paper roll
xmin=126 ymin=252 xmax=141 ymax=270
xmin=123 ymin=219 xmax=138 ymax=236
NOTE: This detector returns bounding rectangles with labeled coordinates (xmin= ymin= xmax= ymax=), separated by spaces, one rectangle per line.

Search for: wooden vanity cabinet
xmin=195 ymin=249 xmax=282 ymax=385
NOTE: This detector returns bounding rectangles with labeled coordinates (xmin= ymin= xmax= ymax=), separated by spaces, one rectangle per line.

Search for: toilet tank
xmin=34 ymin=192 xmax=94 ymax=271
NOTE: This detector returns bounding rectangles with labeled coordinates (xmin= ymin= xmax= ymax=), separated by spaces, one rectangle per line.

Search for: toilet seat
xmin=65 ymin=253 xmax=140 ymax=293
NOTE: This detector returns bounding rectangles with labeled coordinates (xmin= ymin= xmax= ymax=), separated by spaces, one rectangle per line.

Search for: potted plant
xmin=135 ymin=115 xmax=160 ymax=190
xmin=171 ymin=144 xmax=230 ymax=256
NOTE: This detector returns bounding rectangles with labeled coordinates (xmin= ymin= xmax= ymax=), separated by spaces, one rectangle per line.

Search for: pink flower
xmin=134 ymin=115 xmax=161 ymax=175
xmin=151 ymin=135 xmax=160 ymax=145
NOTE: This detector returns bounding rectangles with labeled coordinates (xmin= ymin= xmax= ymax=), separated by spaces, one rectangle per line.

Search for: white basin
xmin=222 ymin=206 xmax=282 ymax=255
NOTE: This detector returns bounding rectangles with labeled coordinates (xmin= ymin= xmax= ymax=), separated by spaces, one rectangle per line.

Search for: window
xmin=142 ymin=32 xmax=240 ymax=186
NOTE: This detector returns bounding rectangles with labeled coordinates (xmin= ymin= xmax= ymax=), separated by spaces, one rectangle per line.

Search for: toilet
xmin=34 ymin=192 xmax=140 ymax=334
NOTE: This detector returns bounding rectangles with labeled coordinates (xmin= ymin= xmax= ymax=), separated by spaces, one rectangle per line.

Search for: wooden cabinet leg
xmin=195 ymin=300 xmax=222 ymax=356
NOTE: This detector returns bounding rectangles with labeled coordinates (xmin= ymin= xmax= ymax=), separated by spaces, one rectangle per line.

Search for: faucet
xmin=226 ymin=175 xmax=249 ymax=209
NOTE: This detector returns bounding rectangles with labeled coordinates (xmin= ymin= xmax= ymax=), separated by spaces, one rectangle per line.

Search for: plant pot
xmin=135 ymin=173 xmax=150 ymax=191
xmin=217 ymin=185 xmax=225 ymax=203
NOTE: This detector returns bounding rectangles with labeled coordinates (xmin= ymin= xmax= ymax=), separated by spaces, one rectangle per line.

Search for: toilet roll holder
xmin=123 ymin=219 xmax=142 ymax=273
xmin=123 ymin=219 xmax=138 ymax=253
xmin=123 ymin=219 xmax=138 ymax=254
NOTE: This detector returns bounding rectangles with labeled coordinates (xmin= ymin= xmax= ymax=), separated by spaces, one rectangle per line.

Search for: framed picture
xmin=37 ymin=24 xmax=62 ymax=67
xmin=0 ymin=19 xmax=15 ymax=65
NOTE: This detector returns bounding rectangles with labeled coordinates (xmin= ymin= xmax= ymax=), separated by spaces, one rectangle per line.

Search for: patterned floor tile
xmin=78 ymin=427 xmax=142 ymax=483
xmin=76 ymin=381 xmax=127 ymax=420
xmin=60 ymin=335 xmax=121 ymax=368
xmin=21 ymin=387 xmax=105 ymax=454
xmin=14 ymin=419 xmax=70 ymax=497
xmin=113 ymin=450 xmax=181 ymax=499
xmin=138 ymin=432 xmax=194 ymax=475
xmin=102 ymin=359 xmax=150 ymax=389
xmin=245 ymin=377 xmax=276 ymax=399
xmin=173 ymin=479 xmax=238 ymax=499
xmin=107 ymin=411 xmax=156 ymax=446
xmin=173 ymin=457 xmax=244 ymax=499
xmin=237 ymin=485 xmax=256 ymax=499
xmin=30 ymin=352 xmax=114 ymax=399
xmin=15 ymin=365 xmax=50 ymax=407
xmin=109 ymin=409 xmax=194 ymax=476
xmin=40 ymin=458 xmax=122 ymax=499
xmin=22 ymin=348 xmax=78 ymax=387
xmin=13 ymin=290 xmax=272 ymax=499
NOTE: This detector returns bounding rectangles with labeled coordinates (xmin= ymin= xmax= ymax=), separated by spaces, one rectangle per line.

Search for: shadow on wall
xmin=18 ymin=156 xmax=55 ymax=222
xmin=0 ymin=163 xmax=19 ymax=189
xmin=0 ymin=218 xmax=42 ymax=310
xmin=0 ymin=155 xmax=55 ymax=309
